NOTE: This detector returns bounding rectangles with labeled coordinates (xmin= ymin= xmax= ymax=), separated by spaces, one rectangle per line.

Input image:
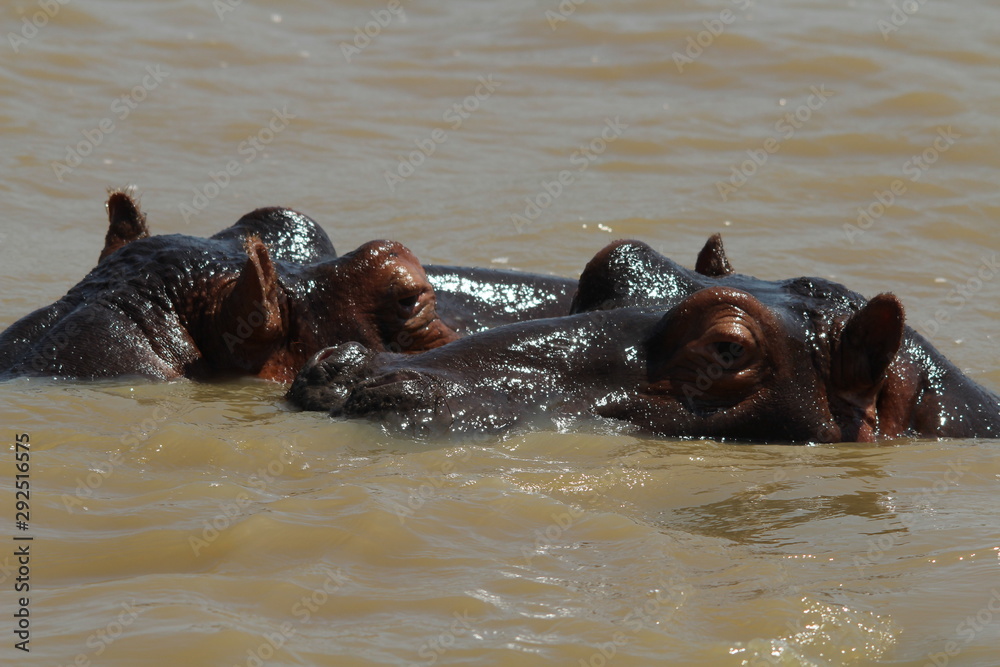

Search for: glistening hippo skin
xmin=426 ymin=265 xmax=575 ymax=335
xmin=0 ymin=191 xmax=456 ymax=381
xmin=99 ymin=188 xmax=578 ymax=334
xmin=101 ymin=187 xmax=577 ymax=334
xmin=287 ymin=237 xmax=1000 ymax=443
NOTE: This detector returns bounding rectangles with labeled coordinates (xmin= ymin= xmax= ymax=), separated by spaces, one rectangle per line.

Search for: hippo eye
xmin=712 ymin=341 xmax=744 ymax=364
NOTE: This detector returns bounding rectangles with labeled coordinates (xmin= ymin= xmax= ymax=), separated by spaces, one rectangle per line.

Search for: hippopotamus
xmin=98 ymin=191 xmax=340 ymax=266
xmin=0 ymin=190 xmax=578 ymax=381
xmin=102 ymin=191 xmax=577 ymax=334
xmin=0 ymin=190 xmax=458 ymax=381
xmin=287 ymin=236 xmax=1000 ymax=443
xmin=426 ymin=265 xmax=574 ymax=335
xmin=98 ymin=189 xmax=577 ymax=336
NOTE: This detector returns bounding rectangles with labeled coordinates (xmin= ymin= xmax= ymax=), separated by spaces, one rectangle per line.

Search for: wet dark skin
xmin=288 ymin=236 xmax=1000 ymax=442
xmin=0 ymin=191 xmax=457 ymax=381
xmin=103 ymin=189 xmax=576 ymax=336
xmin=426 ymin=266 xmax=575 ymax=334
xmin=172 ymin=193 xmax=577 ymax=334
xmin=217 ymin=203 xmax=577 ymax=333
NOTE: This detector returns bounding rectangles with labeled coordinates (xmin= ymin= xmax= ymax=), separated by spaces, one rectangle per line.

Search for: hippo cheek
xmin=342 ymin=372 xmax=457 ymax=437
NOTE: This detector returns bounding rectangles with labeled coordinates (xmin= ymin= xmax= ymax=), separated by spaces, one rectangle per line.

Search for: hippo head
xmin=570 ymin=234 xmax=733 ymax=313
xmin=88 ymin=190 xmax=456 ymax=382
xmin=621 ymin=286 xmax=907 ymax=442
xmin=209 ymin=206 xmax=338 ymax=264
xmin=570 ymin=237 xmax=911 ymax=441
xmin=289 ymin=282 xmax=908 ymax=442
xmin=100 ymin=188 xmax=338 ymax=265
xmin=289 ymin=234 xmax=930 ymax=442
xmin=201 ymin=237 xmax=458 ymax=382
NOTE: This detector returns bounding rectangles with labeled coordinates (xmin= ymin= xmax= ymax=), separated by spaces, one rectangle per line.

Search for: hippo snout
xmin=342 ymin=371 xmax=455 ymax=437
xmin=287 ymin=345 xmax=457 ymax=436
xmin=286 ymin=342 xmax=375 ymax=412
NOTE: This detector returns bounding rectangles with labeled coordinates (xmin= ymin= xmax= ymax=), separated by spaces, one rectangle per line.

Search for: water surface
xmin=2 ymin=0 xmax=1000 ymax=664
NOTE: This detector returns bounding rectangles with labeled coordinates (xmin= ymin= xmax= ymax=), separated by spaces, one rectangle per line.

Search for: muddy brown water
xmin=2 ymin=1 xmax=1000 ymax=665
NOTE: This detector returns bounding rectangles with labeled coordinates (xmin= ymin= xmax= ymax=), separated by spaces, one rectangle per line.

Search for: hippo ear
xmin=695 ymin=233 xmax=733 ymax=277
xmin=219 ymin=238 xmax=284 ymax=345
xmin=100 ymin=189 xmax=149 ymax=262
xmin=830 ymin=294 xmax=904 ymax=399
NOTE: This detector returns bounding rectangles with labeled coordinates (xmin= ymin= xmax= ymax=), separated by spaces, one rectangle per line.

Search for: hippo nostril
xmin=310 ymin=342 xmax=373 ymax=372
xmin=395 ymin=286 xmax=432 ymax=323
xmin=398 ymin=294 xmax=419 ymax=312
xmin=315 ymin=347 xmax=339 ymax=363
